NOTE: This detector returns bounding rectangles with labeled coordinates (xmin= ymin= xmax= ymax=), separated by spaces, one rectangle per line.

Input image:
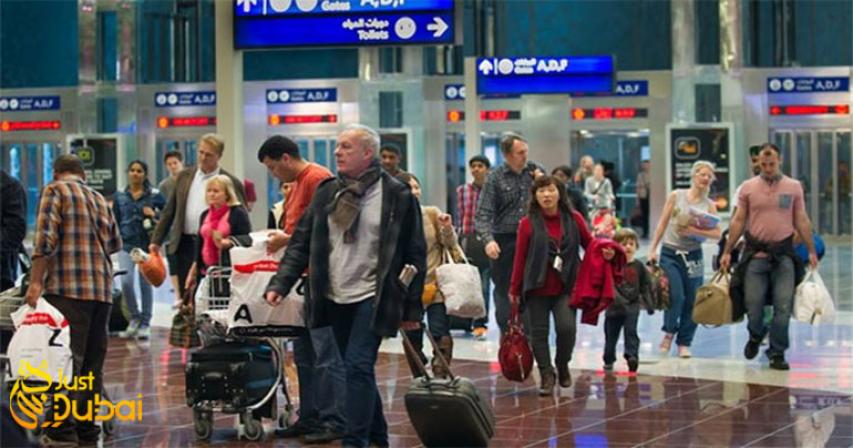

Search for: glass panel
xmin=773 ymin=131 xmax=793 ymax=176
xmin=315 ymin=139 xmax=329 ymax=168
xmin=7 ymin=144 xmax=23 ymax=180
xmin=296 ymin=139 xmax=310 ymax=161
xmin=26 ymin=143 xmax=39 ymax=227
xmin=836 ymin=132 xmax=851 ymax=235
xmin=445 ymin=132 xmax=466 ymax=217
xmin=184 ymin=139 xmax=197 ymax=167
xmin=329 ymin=139 xmax=337 ymax=175
xmin=267 ymin=172 xmax=282 ymax=223
xmin=42 ymin=142 xmax=54 ymax=185
xmin=795 ymin=132 xmax=812 ymax=218
xmin=817 ymin=132 xmax=834 ymax=234
xmin=482 ymin=133 xmax=502 ymax=167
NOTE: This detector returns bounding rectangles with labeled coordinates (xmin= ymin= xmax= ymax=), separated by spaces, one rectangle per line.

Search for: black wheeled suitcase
xmin=185 ymin=341 xmax=277 ymax=415
xmin=401 ymin=331 xmax=495 ymax=447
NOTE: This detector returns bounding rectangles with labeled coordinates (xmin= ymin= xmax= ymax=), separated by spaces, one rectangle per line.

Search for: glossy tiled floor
xmin=96 ymin=240 xmax=852 ymax=447
xmin=96 ymin=329 xmax=851 ymax=447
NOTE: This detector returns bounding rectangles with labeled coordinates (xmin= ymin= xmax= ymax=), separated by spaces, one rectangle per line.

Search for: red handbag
xmin=498 ymin=303 xmax=533 ymax=382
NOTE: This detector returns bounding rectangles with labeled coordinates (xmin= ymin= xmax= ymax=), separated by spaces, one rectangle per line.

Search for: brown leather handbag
xmin=169 ymin=291 xmax=200 ymax=348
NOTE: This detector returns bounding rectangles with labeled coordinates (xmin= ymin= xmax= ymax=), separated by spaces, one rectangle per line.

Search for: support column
xmin=214 ymin=1 xmax=243 ymax=177
xmin=463 ymin=57 xmax=481 ymax=183
xmin=671 ymin=0 xmax=697 ymax=124
xmin=720 ymin=0 xmax=747 ymax=184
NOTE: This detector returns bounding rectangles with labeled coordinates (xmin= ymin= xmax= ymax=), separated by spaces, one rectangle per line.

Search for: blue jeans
xmin=292 ymin=326 xmax=346 ymax=432
xmin=117 ymin=250 xmax=153 ymax=327
xmin=744 ymin=256 xmax=795 ymax=357
xmin=327 ymin=298 xmax=387 ymax=448
xmin=659 ymin=246 xmax=704 ymax=347
xmin=490 ymin=233 xmax=517 ymax=334
xmin=604 ymin=311 xmax=640 ymax=364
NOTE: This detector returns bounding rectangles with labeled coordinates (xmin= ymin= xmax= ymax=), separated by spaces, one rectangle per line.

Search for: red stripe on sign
xmin=21 ymin=312 xmax=60 ymax=327
xmin=233 ymin=260 xmax=280 ymax=273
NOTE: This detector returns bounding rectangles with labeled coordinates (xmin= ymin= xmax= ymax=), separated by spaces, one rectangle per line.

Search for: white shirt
xmin=327 ymin=179 xmax=383 ymax=304
xmin=184 ymin=167 xmax=220 ymax=234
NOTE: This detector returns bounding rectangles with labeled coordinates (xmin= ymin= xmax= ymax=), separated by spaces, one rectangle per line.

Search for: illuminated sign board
xmin=571 ymin=107 xmax=648 ymax=120
xmin=234 ymin=0 xmax=454 ymax=48
xmin=0 ymin=96 xmax=61 ymax=111
xmin=767 ymin=77 xmax=849 ymax=94
xmin=0 ymin=120 xmax=61 ymax=132
xmin=769 ymin=105 xmax=849 ymax=116
xmin=154 ymin=91 xmax=216 ymax=107
xmin=445 ymin=110 xmax=521 ymax=122
xmin=476 ymin=56 xmax=614 ymax=95
xmin=156 ymin=116 xmax=217 ymax=128
xmin=266 ymin=88 xmax=337 ymax=104
xmin=268 ymin=114 xmax=339 ymax=125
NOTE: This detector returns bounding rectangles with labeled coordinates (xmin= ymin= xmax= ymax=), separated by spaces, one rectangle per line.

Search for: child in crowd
xmin=603 ymin=228 xmax=654 ymax=372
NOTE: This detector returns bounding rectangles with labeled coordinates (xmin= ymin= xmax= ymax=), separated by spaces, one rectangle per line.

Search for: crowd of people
xmin=6 ymin=124 xmax=823 ymax=446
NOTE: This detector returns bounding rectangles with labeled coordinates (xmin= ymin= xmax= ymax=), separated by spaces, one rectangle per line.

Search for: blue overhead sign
xmin=615 ymin=80 xmax=648 ymax=96
xmin=236 ymin=0 xmax=453 ymax=15
xmin=444 ymin=84 xmax=465 ymax=100
xmin=266 ymin=88 xmax=337 ymax=104
xmin=476 ymin=56 xmax=615 ymax=95
xmin=0 ymin=96 xmax=61 ymax=111
xmin=154 ymin=91 xmax=216 ymax=107
xmin=233 ymin=0 xmax=454 ymax=48
xmin=767 ymin=77 xmax=849 ymax=94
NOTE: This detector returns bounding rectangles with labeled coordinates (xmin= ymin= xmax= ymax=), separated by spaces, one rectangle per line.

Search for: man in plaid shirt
xmin=25 ymin=154 xmax=122 ymax=446
xmin=454 ymin=155 xmax=492 ymax=339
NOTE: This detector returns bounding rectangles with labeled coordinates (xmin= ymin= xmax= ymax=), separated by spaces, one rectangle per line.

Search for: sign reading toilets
xmin=234 ymin=0 xmax=454 ymax=48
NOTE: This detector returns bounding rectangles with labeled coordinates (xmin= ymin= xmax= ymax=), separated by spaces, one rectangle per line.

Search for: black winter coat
xmin=265 ymin=173 xmax=427 ymax=337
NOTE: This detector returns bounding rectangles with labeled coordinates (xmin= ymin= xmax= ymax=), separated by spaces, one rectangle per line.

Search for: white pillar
xmin=214 ymin=2 xmax=244 ymax=178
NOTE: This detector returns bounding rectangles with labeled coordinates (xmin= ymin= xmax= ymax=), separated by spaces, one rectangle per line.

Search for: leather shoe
xmin=539 ymin=370 xmax=556 ymax=396
xmin=744 ymin=337 xmax=761 ymax=360
xmin=276 ymin=422 xmax=312 ymax=438
xmin=626 ymin=357 xmax=639 ymax=373
xmin=304 ymin=428 xmax=345 ymax=444
xmin=768 ymin=355 xmax=790 ymax=371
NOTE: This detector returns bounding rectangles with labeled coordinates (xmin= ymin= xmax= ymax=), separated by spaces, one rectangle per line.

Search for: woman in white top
xmin=648 ymin=161 xmax=722 ymax=358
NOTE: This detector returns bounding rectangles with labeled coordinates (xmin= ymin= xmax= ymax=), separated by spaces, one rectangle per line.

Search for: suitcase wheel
xmin=193 ymin=409 xmax=214 ymax=441
xmin=240 ymin=411 xmax=264 ymax=442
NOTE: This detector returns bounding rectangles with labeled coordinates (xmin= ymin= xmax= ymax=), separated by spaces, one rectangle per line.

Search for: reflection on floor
xmin=96 ymin=329 xmax=851 ymax=447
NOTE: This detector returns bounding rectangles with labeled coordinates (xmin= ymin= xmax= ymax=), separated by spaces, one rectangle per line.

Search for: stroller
xmin=186 ymin=240 xmax=305 ymax=442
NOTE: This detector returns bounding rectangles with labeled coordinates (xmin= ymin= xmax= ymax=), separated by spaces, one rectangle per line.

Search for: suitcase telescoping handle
xmin=399 ymin=327 xmax=456 ymax=382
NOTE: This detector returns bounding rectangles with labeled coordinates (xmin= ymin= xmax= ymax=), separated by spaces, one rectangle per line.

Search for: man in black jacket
xmin=265 ymin=124 xmax=426 ymax=448
xmin=0 ymin=169 xmax=26 ymax=291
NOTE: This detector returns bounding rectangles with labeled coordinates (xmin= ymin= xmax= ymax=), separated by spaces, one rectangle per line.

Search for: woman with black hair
xmin=112 ymin=160 xmax=165 ymax=339
xmin=510 ymin=176 xmax=609 ymax=395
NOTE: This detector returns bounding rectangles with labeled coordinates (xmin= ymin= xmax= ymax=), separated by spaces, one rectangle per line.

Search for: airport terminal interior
xmin=0 ymin=0 xmax=852 ymax=446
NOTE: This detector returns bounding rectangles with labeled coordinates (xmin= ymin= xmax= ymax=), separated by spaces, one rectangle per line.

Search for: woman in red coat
xmin=510 ymin=176 xmax=613 ymax=396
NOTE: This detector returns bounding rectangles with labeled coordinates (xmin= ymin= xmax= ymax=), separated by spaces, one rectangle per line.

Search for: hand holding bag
xmin=436 ymin=249 xmax=486 ymax=319
xmin=692 ymin=270 xmax=734 ymax=326
xmin=498 ymin=302 xmax=533 ymax=383
xmin=170 ymin=290 xmax=200 ymax=349
xmin=794 ymin=269 xmax=835 ymax=324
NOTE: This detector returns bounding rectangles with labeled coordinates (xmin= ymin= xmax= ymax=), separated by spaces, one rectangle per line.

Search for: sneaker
xmin=136 ymin=326 xmax=151 ymax=340
xmin=603 ymin=363 xmax=614 ymax=372
xmin=626 ymin=357 xmax=639 ymax=372
xmin=768 ymin=355 xmax=790 ymax=371
xmin=744 ymin=338 xmax=761 ymax=360
xmin=472 ymin=327 xmax=487 ymax=341
xmin=118 ymin=320 xmax=140 ymax=338
xmin=659 ymin=333 xmax=674 ymax=354
xmin=677 ymin=346 xmax=691 ymax=358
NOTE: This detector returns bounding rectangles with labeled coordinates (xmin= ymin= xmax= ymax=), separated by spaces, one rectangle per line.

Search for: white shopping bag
xmin=794 ymin=269 xmax=835 ymax=324
xmin=227 ymin=231 xmax=305 ymax=335
xmin=437 ymin=249 xmax=486 ymax=319
xmin=7 ymin=299 xmax=72 ymax=383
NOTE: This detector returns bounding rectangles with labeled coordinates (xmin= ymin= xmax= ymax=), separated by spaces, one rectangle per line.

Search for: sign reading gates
xmin=266 ymin=88 xmax=337 ymax=104
xmin=767 ymin=77 xmax=850 ymax=94
xmin=668 ymin=125 xmax=732 ymax=213
xmin=476 ymin=56 xmax=615 ymax=95
xmin=0 ymin=96 xmax=61 ymax=111
xmin=234 ymin=0 xmax=454 ymax=48
xmin=10 ymin=361 xmax=142 ymax=430
xmin=154 ymin=91 xmax=216 ymax=107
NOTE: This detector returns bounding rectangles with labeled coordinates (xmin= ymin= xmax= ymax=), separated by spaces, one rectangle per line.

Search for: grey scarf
xmin=328 ymin=159 xmax=383 ymax=244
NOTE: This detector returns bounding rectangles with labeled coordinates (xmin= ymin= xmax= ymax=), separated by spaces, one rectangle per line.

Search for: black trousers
xmin=603 ymin=311 xmax=640 ymax=364
xmin=172 ymin=234 xmax=198 ymax=297
xmin=44 ymin=295 xmax=111 ymax=439
xmin=489 ymin=233 xmax=517 ymax=335
xmin=640 ymin=197 xmax=650 ymax=238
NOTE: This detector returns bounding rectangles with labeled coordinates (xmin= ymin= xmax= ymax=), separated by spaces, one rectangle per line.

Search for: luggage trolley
xmin=188 ymin=265 xmax=299 ymax=442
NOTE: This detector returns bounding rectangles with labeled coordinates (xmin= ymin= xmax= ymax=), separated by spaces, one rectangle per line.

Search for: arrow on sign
xmin=237 ymin=0 xmax=257 ymax=13
xmin=427 ymin=17 xmax=448 ymax=37
xmin=478 ymin=59 xmax=493 ymax=75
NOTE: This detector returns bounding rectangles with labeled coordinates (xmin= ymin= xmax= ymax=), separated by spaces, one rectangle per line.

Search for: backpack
xmin=645 ymin=260 xmax=670 ymax=311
